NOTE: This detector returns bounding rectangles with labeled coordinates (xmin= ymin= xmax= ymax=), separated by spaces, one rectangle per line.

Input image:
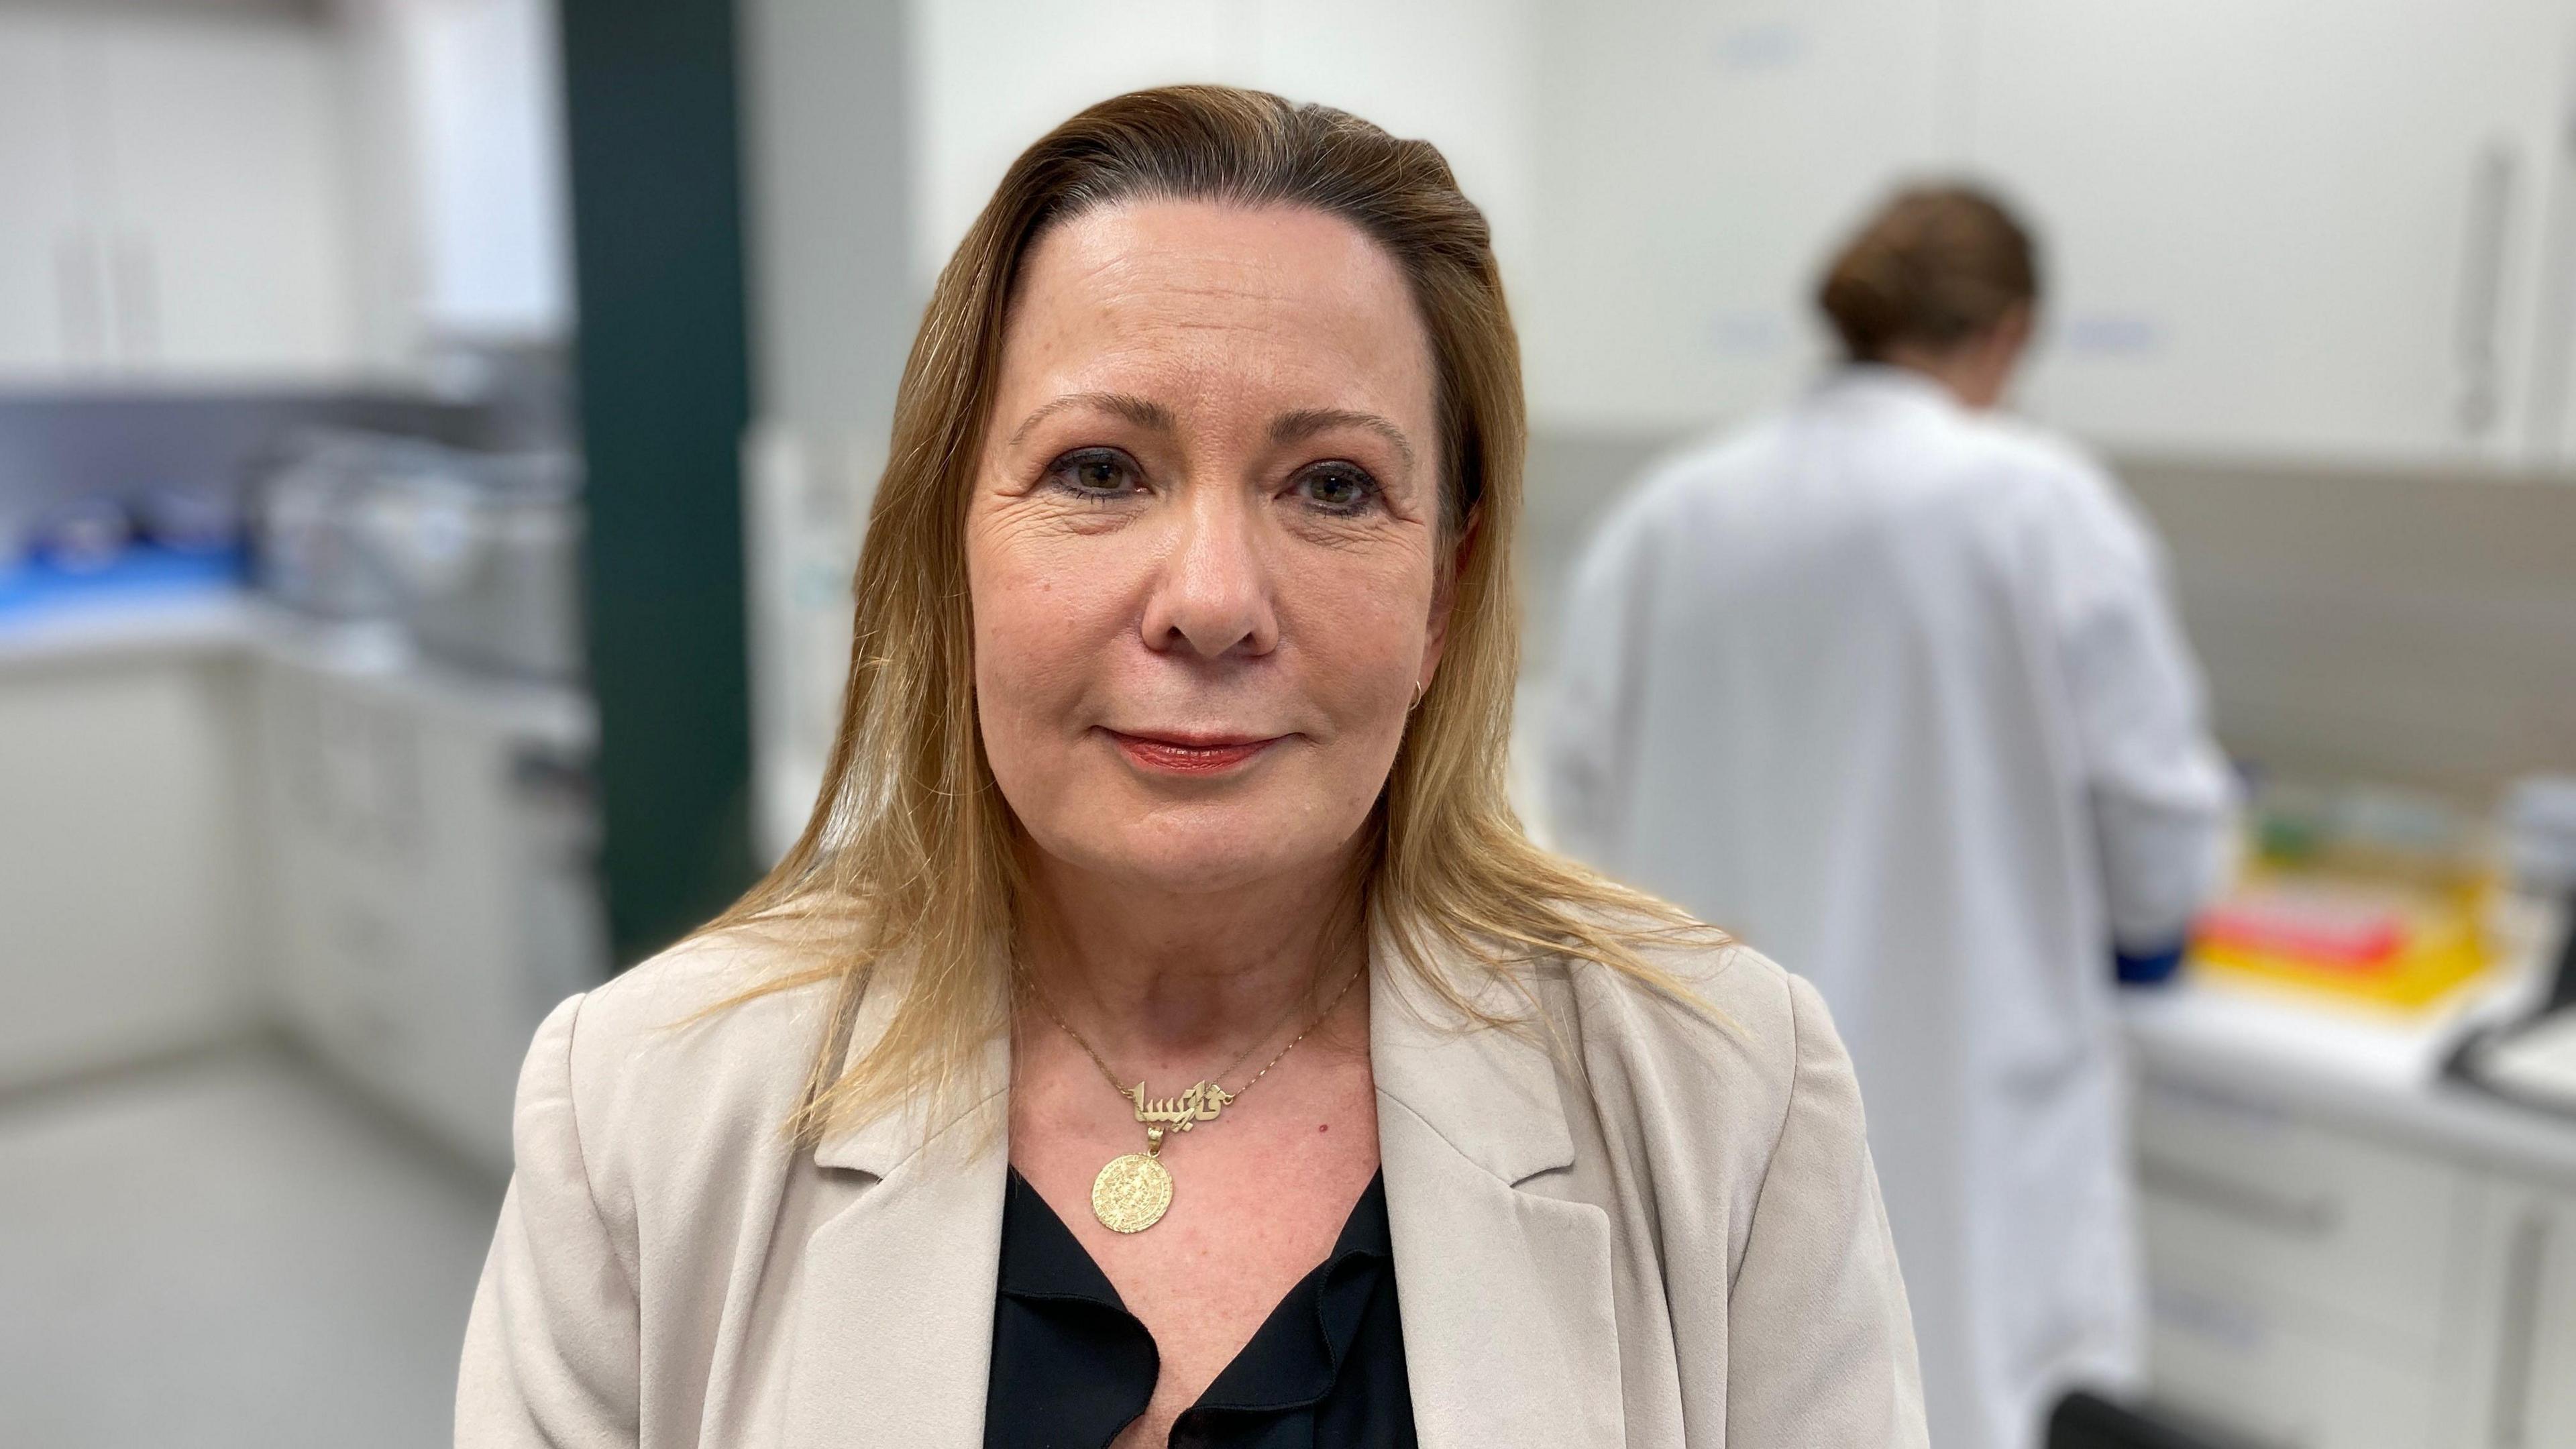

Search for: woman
xmin=459 ymin=87 xmax=1923 ymax=1448
xmin=1545 ymin=188 xmax=2234 ymax=1449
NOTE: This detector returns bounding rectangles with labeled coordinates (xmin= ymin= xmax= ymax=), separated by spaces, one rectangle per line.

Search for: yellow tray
xmin=2190 ymin=879 xmax=2492 ymax=1013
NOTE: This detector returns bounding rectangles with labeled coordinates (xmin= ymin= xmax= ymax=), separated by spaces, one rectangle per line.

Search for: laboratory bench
xmin=2123 ymin=943 xmax=2576 ymax=1449
xmin=0 ymin=584 xmax=604 ymax=1174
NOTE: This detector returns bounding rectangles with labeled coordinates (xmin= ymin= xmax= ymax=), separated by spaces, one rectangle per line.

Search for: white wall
xmin=906 ymin=0 xmax=1541 ymax=302
xmin=738 ymin=0 xmax=921 ymax=858
xmin=743 ymin=0 xmax=915 ymax=437
xmin=1518 ymin=0 xmax=1955 ymax=433
xmin=401 ymin=0 xmax=570 ymax=340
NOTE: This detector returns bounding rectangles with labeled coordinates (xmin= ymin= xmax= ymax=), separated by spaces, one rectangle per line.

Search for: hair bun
xmin=1815 ymin=185 xmax=2038 ymax=362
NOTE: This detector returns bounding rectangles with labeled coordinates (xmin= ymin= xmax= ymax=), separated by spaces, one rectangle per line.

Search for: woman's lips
xmin=1106 ymin=730 xmax=1281 ymax=775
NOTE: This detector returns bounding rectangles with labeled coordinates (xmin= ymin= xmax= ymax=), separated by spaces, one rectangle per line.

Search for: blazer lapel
xmin=780 ymin=973 xmax=1011 ymax=1447
xmin=1371 ymin=926 xmax=1627 ymax=1448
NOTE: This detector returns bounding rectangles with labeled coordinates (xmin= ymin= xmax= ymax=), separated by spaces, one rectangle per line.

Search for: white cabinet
xmin=1964 ymin=0 xmax=2576 ymax=468
xmin=0 ymin=11 xmax=357 ymax=384
xmin=1519 ymin=0 xmax=1951 ymax=432
xmin=2135 ymin=1068 xmax=2576 ymax=1449
xmin=2148 ymin=1267 xmax=2447 ymax=1449
xmin=93 ymin=15 xmax=360 ymax=378
xmin=0 ymin=14 xmax=101 ymax=377
xmin=0 ymin=637 xmax=261 ymax=1088
xmin=2134 ymin=1077 xmax=2476 ymax=1446
xmin=2525 ymin=1193 xmax=2576 ymax=1448
xmin=1499 ymin=0 xmax=2576 ymax=466
xmin=2137 ymin=1079 xmax=2469 ymax=1354
xmin=2456 ymin=1183 xmax=2576 ymax=1447
xmin=251 ymin=638 xmax=606 ymax=1173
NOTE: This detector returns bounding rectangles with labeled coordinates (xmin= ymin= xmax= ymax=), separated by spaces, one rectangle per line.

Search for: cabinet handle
xmin=2487 ymin=1207 xmax=2549 ymax=1448
xmin=2524 ymin=101 xmax=2576 ymax=459
xmin=112 ymin=233 xmax=161 ymax=367
xmin=2139 ymin=1155 xmax=2341 ymax=1236
xmin=2455 ymin=143 xmax=2517 ymax=440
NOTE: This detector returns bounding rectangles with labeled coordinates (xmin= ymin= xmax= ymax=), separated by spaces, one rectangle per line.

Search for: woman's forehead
xmin=1000 ymin=200 xmax=1437 ymax=426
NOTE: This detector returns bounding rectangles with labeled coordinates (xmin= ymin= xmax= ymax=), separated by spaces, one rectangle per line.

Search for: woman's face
xmin=966 ymin=199 xmax=1450 ymax=898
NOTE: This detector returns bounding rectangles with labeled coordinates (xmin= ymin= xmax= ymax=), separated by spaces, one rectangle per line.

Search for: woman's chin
xmin=1032 ymin=820 xmax=1346 ymax=900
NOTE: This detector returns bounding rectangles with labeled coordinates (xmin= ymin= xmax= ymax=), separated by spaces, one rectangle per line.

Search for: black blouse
xmin=983 ymin=1167 xmax=1417 ymax=1448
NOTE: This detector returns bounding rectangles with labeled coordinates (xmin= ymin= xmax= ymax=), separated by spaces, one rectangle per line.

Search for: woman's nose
xmin=1140 ymin=489 xmax=1280 ymax=660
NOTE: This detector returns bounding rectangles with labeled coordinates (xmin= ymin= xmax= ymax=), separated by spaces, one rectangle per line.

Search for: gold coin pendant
xmin=1090 ymin=1152 xmax=1174 ymax=1234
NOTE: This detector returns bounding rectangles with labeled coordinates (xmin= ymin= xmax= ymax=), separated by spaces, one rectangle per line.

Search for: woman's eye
xmin=1045 ymin=449 xmax=1141 ymax=499
xmin=1293 ymin=464 xmax=1380 ymax=515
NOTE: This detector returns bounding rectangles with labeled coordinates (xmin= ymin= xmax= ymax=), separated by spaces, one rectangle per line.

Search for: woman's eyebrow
xmin=1269 ymin=409 xmax=1416 ymax=476
xmin=1007 ymin=392 xmax=1174 ymax=447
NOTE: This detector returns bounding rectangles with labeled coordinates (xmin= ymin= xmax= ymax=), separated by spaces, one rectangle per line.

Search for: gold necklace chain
xmin=1025 ymin=961 xmax=1363 ymax=1108
xmin=1021 ymin=962 xmax=1365 ymax=1234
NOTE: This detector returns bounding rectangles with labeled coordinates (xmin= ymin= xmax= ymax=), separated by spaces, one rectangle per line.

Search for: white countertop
xmin=2123 ymin=927 xmax=2576 ymax=1189
xmin=0 ymin=588 xmax=593 ymax=741
xmin=0 ymin=588 xmax=263 ymax=669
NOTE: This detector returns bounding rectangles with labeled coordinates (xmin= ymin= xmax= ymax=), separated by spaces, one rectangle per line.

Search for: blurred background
xmin=2 ymin=1 xmax=2573 ymax=1446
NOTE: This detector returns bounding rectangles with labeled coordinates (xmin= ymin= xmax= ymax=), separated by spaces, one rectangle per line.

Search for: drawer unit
xmin=250 ymin=641 xmax=606 ymax=1173
xmin=2147 ymin=1261 xmax=2442 ymax=1449
xmin=2137 ymin=1074 xmax=2466 ymax=1350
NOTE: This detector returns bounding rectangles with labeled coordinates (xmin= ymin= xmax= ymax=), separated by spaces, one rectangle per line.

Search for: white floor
xmin=0 ymin=1046 xmax=503 ymax=1448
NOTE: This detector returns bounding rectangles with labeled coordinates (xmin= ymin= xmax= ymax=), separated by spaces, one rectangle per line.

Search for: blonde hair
xmin=707 ymin=85 xmax=1712 ymax=1143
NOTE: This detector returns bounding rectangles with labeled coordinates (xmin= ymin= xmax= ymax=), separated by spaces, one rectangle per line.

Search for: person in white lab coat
xmin=1544 ymin=186 xmax=2236 ymax=1449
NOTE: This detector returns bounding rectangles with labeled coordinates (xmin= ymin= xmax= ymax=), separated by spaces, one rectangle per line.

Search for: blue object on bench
xmin=2114 ymin=940 xmax=2188 ymax=987
xmin=0 ymin=543 xmax=245 ymax=618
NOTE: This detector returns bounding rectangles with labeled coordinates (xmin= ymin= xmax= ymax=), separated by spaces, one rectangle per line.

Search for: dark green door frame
xmin=559 ymin=0 xmax=757 ymax=965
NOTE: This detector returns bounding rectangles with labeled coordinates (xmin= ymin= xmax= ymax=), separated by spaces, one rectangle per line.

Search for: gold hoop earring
xmin=1409 ymin=679 xmax=1426 ymax=712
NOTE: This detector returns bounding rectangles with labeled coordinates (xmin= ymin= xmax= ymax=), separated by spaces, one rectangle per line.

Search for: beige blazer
xmin=456 ymin=925 xmax=1927 ymax=1447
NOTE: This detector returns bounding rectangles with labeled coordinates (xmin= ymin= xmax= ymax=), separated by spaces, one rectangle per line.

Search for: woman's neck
xmin=1014 ymin=847 xmax=1368 ymax=1063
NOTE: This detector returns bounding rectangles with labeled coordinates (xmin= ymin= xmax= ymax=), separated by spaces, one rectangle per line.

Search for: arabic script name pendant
xmin=1091 ymin=1127 xmax=1173 ymax=1234
xmin=1089 ymin=1079 xmax=1236 ymax=1233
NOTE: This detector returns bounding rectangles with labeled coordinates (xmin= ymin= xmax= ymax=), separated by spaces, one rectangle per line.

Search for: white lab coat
xmin=1544 ymin=366 xmax=2235 ymax=1449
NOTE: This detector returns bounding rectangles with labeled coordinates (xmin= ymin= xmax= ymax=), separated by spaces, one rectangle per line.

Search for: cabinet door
xmin=91 ymin=15 xmax=356 ymax=378
xmin=0 ymin=14 xmax=98 ymax=378
xmin=1968 ymin=1 xmax=2575 ymax=466
xmin=2499 ymin=1190 xmax=2576 ymax=1447
xmin=1519 ymin=0 xmax=1951 ymax=432
xmin=2443 ymin=1179 xmax=2576 ymax=1446
xmin=0 ymin=655 xmax=259 ymax=1087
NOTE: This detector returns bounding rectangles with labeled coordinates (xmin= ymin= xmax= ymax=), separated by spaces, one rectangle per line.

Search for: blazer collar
xmin=1371 ymin=920 xmax=1628 ymax=1448
xmin=809 ymin=961 xmax=1008 ymax=1178
xmin=787 ymin=967 xmax=1010 ymax=1445
xmin=783 ymin=924 xmax=1625 ymax=1448
xmin=1364 ymin=916 xmax=1574 ymax=1186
